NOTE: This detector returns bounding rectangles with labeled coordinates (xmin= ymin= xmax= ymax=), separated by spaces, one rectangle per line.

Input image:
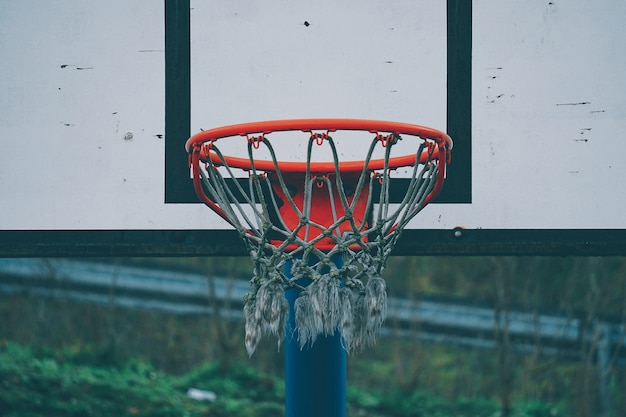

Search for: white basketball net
xmin=195 ymin=131 xmax=447 ymax=356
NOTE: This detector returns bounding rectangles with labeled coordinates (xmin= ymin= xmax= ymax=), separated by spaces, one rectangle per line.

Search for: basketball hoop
xmin=186 ymin=118 xmax=452 ymax=355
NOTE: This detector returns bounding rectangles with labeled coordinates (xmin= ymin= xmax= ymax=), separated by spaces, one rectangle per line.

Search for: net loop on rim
xmin=314 ymin=175 xmax=327 ymax=188
xmin=186 ymin=119 xmax=452 ymax=355
xmin=311 ymin=131 xmax=328 ymax=145
xmin=376 ymin=132 xmax=399 ymax=147
xmin=246 ymin=134 xmax=265 ymax=149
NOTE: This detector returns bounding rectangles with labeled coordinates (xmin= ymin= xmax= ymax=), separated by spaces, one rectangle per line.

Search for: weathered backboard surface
xmin=1 ymin=0 xmax=625 ymax=256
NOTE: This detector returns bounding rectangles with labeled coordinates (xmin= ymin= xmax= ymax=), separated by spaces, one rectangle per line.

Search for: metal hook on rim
xmin=310 ymin=132 xmax=328 ymax=146
xmin=313 ymin=174 xmax=327 ymax=188
xmin=372 ymin=169 xmax=393 ymax=185
xmin=201 ymin=142 xmax=213 ymax=152
xmin=376 ymin=133 xmax=399 ymax=147
xmin=247 ymin=134 xmax=265 ymax=149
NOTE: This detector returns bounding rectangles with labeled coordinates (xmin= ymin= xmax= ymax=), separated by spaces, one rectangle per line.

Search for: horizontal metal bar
xmin=1 ymin=258 xmax=624 ymax=364
xmin=2 ymin=229 xmax=626 ymax=257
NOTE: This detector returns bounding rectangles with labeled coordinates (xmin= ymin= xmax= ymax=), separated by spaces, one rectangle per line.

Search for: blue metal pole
xmin=284 ymin=257 xmax=346 ymax=417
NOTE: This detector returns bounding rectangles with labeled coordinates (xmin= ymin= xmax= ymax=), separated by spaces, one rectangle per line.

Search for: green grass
xmin=0 ymin=341 xmax=563 ymax=417
xmin=0 ymin=342 xmax=275 ymax=417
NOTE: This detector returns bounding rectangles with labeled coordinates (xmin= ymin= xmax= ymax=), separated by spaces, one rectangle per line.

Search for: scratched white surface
xmin=420 ymin=0 xmax=626 ymax=229
xmin=0 ymin=0 xmax=625 ymax=230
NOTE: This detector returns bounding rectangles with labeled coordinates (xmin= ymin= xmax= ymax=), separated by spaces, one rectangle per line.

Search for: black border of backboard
xmin=1 ymin=229 xmax=626 ymax=257
xmin=164 ymin=0 xmax=472 ymax=204
xmin=164 ymin=0 xmax=191 ymax=203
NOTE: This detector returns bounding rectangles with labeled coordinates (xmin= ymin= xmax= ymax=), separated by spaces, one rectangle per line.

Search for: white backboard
xmin=1 ymin=0 xmax=625 ymax=256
